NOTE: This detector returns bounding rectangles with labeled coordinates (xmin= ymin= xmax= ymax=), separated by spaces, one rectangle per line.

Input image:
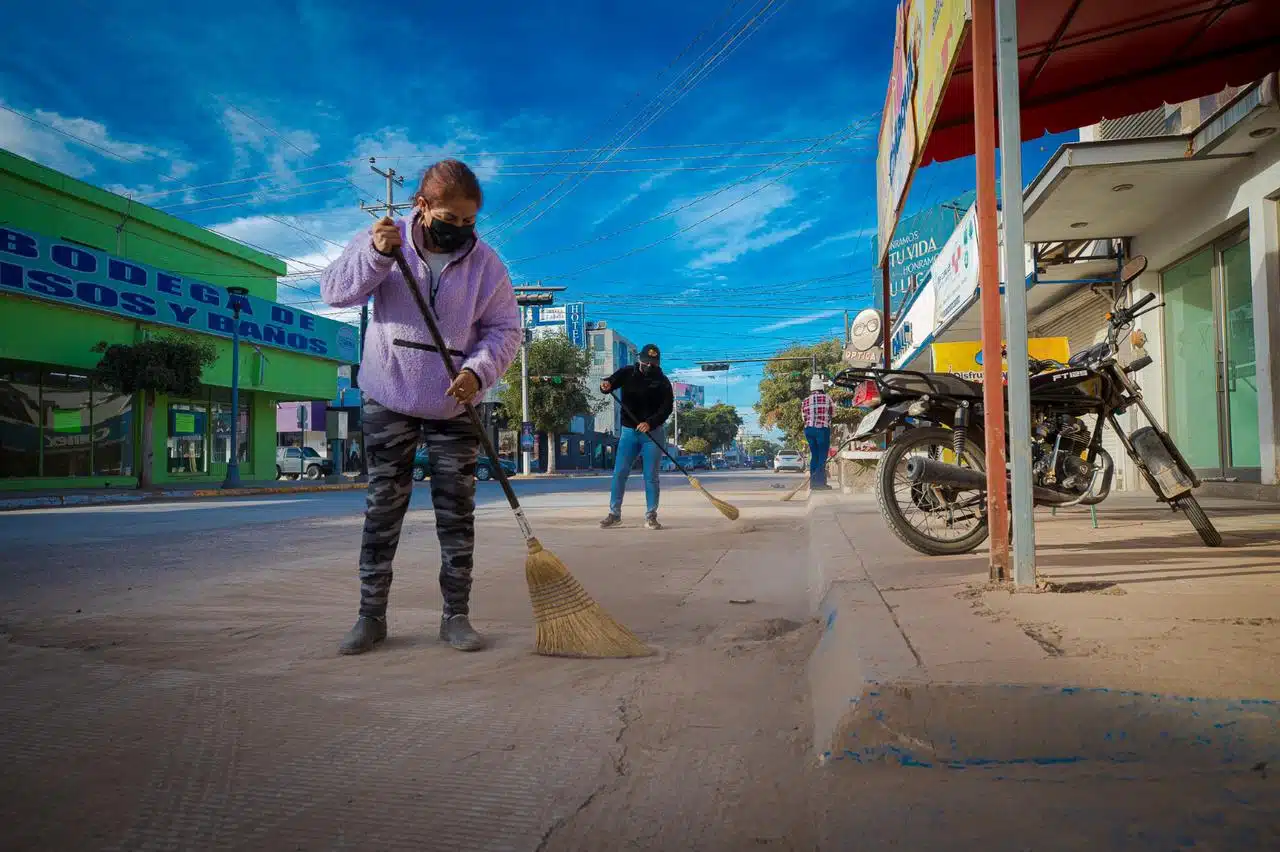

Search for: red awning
xmin=921 ymin=0 xmax=1280 ymax=165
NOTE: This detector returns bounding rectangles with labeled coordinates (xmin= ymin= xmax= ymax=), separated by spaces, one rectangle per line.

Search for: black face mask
xmin=426 ymin=216 xmax=474 ymax=253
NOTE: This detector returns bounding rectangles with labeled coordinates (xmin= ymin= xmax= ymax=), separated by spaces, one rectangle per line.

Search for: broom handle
xmin=389 ymin=246 xmax=535 ymax=542
xmin=611 ymin=392 xmax=693 ymax=477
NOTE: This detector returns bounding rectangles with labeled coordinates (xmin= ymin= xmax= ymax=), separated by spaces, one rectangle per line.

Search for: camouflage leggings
xmin=358 ymin=398 xmax=479 ymax=618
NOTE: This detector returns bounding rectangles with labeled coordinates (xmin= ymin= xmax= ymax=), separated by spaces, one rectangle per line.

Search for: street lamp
xmin=222 ymin=286 xmax=250 ymax=489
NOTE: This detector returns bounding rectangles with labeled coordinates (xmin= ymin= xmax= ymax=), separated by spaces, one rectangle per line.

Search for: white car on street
xmin=773 ymin=450 xmax=805 ymax=473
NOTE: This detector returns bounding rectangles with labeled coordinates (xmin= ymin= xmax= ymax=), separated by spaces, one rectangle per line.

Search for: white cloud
xmin=752 ymin=309 xmax=843 ymax=334
xmin=350 ymin=121 xmax=505 ymax=201
xmin=813 ymin=225 xmax=876 ymax=251
xmin=672 ymin=181 xmax=811 ymax=271
xmin=592 ymin=169 xmax=677 ymax=227
xmin=220 ymin=106 xmax=320 ymax=185
xmin=0 ymin=99 xmax=181 ymax=183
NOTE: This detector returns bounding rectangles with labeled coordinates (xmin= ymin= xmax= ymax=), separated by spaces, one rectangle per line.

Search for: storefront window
xmin=91 ymin=383 xmax=134 ymax=477
xmin=211 ymin=395 xmax=250 ymax=465
xmin=0 ymin=361 xmax=41 ymax=478
xmin=168 ymin=403 xmax=208 ymax=474
xmin=41 ymin=370 xmax=92 ymax=478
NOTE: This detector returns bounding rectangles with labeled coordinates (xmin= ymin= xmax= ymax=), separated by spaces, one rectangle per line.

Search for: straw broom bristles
xmin=687 ymin=477 xmax=740 ymax=520
xmin=781 ymin=476 xmax=811 ymax=502
xmin=525 ymin=538 xmax=654 ymax=658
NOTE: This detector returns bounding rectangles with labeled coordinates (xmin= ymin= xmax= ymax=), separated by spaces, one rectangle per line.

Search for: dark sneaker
xmin=338 ymin=615 xmax=387 ymax=655
xmin=439 ymin=614 xmax=485 ymax=652
xmin=599 ymin=513 xmax=622 ymax=529
xmin=645 ymin=514 xmax=663 ymax=531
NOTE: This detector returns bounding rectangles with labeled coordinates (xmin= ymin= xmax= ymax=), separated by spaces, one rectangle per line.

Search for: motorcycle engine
xmin=1031 ymin=414 xmax=1094 ymax=494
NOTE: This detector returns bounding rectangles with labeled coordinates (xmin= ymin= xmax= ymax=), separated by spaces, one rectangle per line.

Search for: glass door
xmin=1220 ymin=235 xmax=1260 ymax=475
xmin=1162 ymin=230 xmax=1260 ymax=481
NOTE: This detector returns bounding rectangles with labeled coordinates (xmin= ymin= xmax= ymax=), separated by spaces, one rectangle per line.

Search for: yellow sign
xmin=876 ymin=1 xmax=917 ymax=262
xmin=876 ymin=0 xmax=971 ymax=263
xmin=910 ymin=0 xmax=969 ymax=164
xmin=931 ymin=338 xmax=1071 ymax=382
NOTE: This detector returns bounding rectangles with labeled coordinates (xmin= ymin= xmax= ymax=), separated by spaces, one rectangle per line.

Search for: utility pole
xmin=355 ymin=159 xmax=410 ymax=479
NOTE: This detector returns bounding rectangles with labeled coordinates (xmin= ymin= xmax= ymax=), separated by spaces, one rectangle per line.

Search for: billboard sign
xmin=875 ymin=0 xmax=971 ymax=264
xmin=876 ymin=2 xmax=917 ymax=263
xmin=932 ymin=202 xmax=980 ymax=330
xmin=890 ymin=278 xmax=936 ymax=369
xmin=877 ymin=192 xmax=972 ymax=312
xmin=0 ymin=227 xmax=358 ymax=363
xmin=528 ymin=302 xmax=587 ymax=347
xmin=672 ymin=382 xmax=705 ymax=406
xmin=565 ymin=302 xmax=586 ymax=348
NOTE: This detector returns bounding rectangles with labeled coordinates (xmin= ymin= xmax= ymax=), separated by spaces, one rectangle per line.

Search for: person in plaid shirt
xmin=802 ymin=375 xmax=833 ymax=490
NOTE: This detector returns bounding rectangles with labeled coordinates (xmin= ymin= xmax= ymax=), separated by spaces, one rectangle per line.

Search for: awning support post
xmin=881 ymin=263 xmax=893 ymax=369
xmin=972 ymin=0 xmax=1010 ymax=581
xmin=997 ymin=0 xmax=1037 ymax=588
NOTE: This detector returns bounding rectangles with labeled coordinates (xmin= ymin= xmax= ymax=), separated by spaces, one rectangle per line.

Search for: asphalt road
xmin=0 ymin=470 xmax=800 ymax=597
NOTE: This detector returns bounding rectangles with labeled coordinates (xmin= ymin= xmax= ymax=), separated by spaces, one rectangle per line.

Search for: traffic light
xmin=700 ymin=362 xmax=730 ymax=372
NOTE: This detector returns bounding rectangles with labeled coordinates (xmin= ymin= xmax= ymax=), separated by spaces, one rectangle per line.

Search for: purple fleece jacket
xmin=320 ymin=217 xmax=521 ymax=420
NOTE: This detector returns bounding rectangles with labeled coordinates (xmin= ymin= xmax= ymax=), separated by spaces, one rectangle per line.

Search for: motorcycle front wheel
xmin=876 ymin=426 xmax=990 ymax=556
xmin=1174 ymin=494 xmax=1223 ymax=547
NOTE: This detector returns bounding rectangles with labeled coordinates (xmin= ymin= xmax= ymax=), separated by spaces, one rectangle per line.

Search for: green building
xmin=0 ymin=149 xmax=357 ymax=491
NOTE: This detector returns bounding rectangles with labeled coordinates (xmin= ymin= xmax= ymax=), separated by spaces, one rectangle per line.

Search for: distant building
xmin=588 ymin=327 xmax=637 ymax=435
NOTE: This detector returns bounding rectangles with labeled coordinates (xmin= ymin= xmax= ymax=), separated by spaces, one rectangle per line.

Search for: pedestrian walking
xmin=803 ymin=375 xmax=833 ymax=491
xmin=321 ymin=159 xmax=522 ymax=655
xmin=598 ymin=344 xmax=674 ymax=530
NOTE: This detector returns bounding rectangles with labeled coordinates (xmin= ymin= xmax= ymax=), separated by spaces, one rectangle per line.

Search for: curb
xmin=802 ymin=494 xmax=1280 ymax=772
xmin=0 ymin=482 xmax=368 ymax=512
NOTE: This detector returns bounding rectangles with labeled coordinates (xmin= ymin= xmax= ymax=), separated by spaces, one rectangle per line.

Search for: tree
xmin=682 ymin=436 xmax=711 ymax=455
xmin=93 ymin=336 xmax=219 ymax=489
xmin=743 ymin=437 xmax=780 ymax=458
xmin=754 ymin=339 xmax=861 ymax=449
xmin=677 ymin=403 xmax=742 ymax=450
xmin=496 ymin=335 xmax=598 ymax=474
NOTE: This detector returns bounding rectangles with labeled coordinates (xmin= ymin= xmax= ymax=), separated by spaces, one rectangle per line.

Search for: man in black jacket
xmin=599 ymin=343 xmax=674 ymax=530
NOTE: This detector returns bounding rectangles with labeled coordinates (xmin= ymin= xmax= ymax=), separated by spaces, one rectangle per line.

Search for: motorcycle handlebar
xmin=1131 ymin=291 xmax=1157 ymax=312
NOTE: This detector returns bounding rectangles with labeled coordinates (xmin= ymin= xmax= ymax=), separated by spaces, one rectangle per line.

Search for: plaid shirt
xmin=802 ymin=391 xmax=832 ymax=429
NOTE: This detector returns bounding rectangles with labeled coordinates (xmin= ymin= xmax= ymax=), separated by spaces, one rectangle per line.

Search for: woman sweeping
xmin=321 ymin=159 xmax=522 ymax=655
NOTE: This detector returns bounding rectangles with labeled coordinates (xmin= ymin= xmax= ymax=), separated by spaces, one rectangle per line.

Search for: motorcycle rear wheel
xmin=876 ymin=426 xmax=990 ymax=556
xmin=1174 ymin=494 xmax=1223 ymax=547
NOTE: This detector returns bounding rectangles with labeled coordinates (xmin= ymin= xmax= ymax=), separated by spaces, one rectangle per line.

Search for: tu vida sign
xmin=0 ymin=227 xmax=358 ymax=363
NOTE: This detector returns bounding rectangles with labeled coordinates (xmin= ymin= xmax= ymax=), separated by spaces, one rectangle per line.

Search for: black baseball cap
xmin=638 ymin=343 xmax=661 ymax=365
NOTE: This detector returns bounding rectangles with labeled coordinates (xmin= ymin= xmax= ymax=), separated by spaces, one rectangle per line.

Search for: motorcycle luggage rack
xmin=833 ymin=367 xmax=982 ymax=399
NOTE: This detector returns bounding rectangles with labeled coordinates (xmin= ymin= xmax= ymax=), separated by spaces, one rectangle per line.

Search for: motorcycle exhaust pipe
xmin=903 ymin=457 xmax=1077 ymax=506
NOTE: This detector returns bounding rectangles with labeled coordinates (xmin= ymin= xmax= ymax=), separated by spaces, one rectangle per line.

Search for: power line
xmin=489 ymin=0 xmax=789 ymax=244
xmin=527 ymin=116 xmax=876 ymax=282
xmin=503 ymin=118 xmax=876 ymax=266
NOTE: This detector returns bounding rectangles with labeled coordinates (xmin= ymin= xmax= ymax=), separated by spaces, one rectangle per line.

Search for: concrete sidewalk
xmin=807 ymin=492 xmax=1280 ymax=771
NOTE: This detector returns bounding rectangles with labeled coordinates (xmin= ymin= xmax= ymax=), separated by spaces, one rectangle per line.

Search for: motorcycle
xmin=833 ymin=255 xmax=1222 ymax=556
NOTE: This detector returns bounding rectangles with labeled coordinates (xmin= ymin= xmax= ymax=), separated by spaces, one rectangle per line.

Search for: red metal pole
xmin=971 ymin=0 xmax=1010 ymax=580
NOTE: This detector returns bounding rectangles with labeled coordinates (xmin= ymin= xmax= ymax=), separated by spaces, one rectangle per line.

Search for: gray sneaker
xmin=339 ymin=615 xmax=387 ymax=655
xmin=645 ymin=514 xmax=663 ymax=531
xmin=439 ymin=614 xmax=485 ymax=652
xmin=599 ymin=513 xmax=622 ymax=529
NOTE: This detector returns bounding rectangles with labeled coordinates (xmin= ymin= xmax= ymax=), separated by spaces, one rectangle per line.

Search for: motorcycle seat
xmin=881 ymin=371 xmax=984 ymax=399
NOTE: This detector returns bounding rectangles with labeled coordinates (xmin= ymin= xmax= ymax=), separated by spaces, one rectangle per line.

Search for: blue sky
xmin=0 ymin=0 xmax=1077 ymax=437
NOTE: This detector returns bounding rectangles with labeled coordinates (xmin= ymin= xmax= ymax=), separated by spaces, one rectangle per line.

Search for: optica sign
xmin=0 ymin=227 xmax=358 ymax=363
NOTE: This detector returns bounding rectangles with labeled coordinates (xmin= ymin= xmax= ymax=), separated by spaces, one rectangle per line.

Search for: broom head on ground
xmin=687 ymin=477 xmax=740 ymax=520
xmin=525 ymin=537 xmax=654 ymax=658
xmin=781 ymin=476 xmax=810 ymax=502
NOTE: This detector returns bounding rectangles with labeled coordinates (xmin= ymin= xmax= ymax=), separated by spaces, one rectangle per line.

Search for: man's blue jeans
xmin=805 ymin=426 xmax=831 ymax=487
xmin=610 ymin=426 xmax=664 ymax=517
